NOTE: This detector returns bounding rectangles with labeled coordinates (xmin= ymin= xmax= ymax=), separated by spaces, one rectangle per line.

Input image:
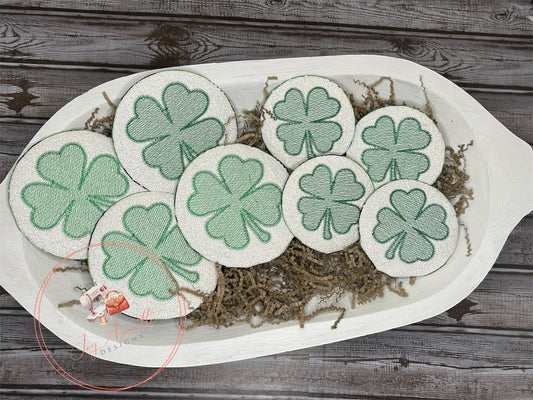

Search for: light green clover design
xmin=126 ymin=82 xmax=224 ymax=181
xmin=187 ymin=155 xmax=283 ymax=250
xmin=373 ymin=189 xmax=449 ymax=263
xmin=362 ymin=116 xmax=431 ymax=183
xmin=21 ymin=143 xmax=129 ymax=239
xmin=273 ymin=87 xmax=342 ymax=159
xmin=298 ymin=164 xmax=365 ymax=240
xmin=102 ymin=203 xmax=202 ymax=301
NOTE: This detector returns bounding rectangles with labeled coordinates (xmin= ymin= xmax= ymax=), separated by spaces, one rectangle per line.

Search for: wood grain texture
xmin=0 ymin=12 xmax=532 ymax=88
xmin=0 ymin=287 xmax=21 ymax=309
xmin=423 ymin=268 xmax=532 ymax=330
xmin=1 ymin=0 xmax=532 ymax=37
xmin=0 ymin=66 xmax=125 ymax=119
xmin=1 ymin=312 xmax=532 ymax=399
xmin=495 ymin=216 xmax=533 ymax=266
xmin=0 ymin=152 xmax=16 ymax=181
xmin=0 ymin=117 xmax=43 ymax=154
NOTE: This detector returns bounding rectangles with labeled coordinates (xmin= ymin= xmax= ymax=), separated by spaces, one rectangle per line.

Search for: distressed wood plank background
xmin=0 ymin=1 xmax=531 ymax=398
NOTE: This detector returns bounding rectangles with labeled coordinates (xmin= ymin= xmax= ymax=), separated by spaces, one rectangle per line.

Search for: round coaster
xmin=359 ymin=179 xmax=458 ymax=277
xmin=282 ymin=155 xmax=374 ymax=253
xmin=346 ymin=106 xmax=445 ymax=189
xmin=261 ymin=75 xmax=355 ymax=169
xmin=113 ymin=70 xmax=238 ymax=193
xmin=175 ymin=144 xmax=293 ymax=268
xmin=8 ymin=130 xmax=143 ymax=260
xmin=89 ymin=191 xmax=218 ymax=319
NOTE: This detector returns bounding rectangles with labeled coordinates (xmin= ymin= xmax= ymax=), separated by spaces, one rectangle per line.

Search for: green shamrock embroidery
xmin=361 ymin=116 xmax=431 ymax=183
xmin=126 ymin=82 xmax=224 ymax=181
xmin=21 ymin=143 xmax=129 ymax=239
xmin=298 ymin=164 xmax=365 ymax=240
xmin=102 ymin=203 xmax=202 ymax=301
xmin=373 ymin=189 xmax=449 ymax=263
xmin=187 ymin=155 xmax=283 ymax=250
xmin=273 ymin=87 xmax=342 ymax=159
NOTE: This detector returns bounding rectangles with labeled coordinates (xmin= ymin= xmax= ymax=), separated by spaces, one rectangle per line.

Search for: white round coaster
xmin=282 ymin=155 xmax=374 ymax=253
xmin=175 ymin=144 xmax=293 ymax=268
xmin=8 ymin=130 xmax=143 ymax=260
xmin=113 ymin=70 xmax=238 ymax=193
xmin=261 ymin=75 xmax=355 ymax=169
xmin=89 ymin=191 xmax=217 ymax=319
xmin=359 ymin=180 xmax=458 ymax=277
xmin=346 ymin=106 xmax=445 ymax=189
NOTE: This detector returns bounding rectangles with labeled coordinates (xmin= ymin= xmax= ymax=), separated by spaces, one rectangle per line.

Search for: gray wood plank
xmin=0 ymin=118 xmax=44 ymax=154
xmin=495 ymin=216 xmax=533 ymax=266
xmin=0 ymin=12 xmax=531 ymax=88
xmin=0 ymin=390 xmax=332 ymax=400
xmin=0 ymin=387 xmax=464 ymax=400
xmin=0 ymin=66 xmax=126 ymax=120
xmin=1 ymin=0 xmax=531 ymax=37
xmin=423 ymin=268 xmax=532 ymax=329
xmin=1 ymin=314 xmax=531 ymax=399
xmin=0 ymin=288 xmax=21 ymax=309
xmin=464 ymin=88 xmax=533 ymax=144
xmin=0 ymin=152 xmax=16 ymax=181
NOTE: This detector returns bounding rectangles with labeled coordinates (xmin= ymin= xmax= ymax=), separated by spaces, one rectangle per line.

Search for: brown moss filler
xmin=81 ymin=77 xmax=473 ymax=329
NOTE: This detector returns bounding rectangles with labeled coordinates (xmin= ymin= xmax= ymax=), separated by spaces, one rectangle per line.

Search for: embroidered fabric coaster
xmin=88 ymin=191 xmax=217 ymax=319
xmin=8 ymin=131 xmax=143 ymax=260
xmin=261 ymin=75 xmax=356 ymax=169
xmin=359 ymin=179 xmax=459 ymax=277
xmin=282 ymin=155 xmax=374 ymax=253
xmin=346 ymin=106 xmax=445 ymax=189
xmin=113 ymin=70 xmax=238 ymax=193
xmin=175 ymin=144 xmax=293 ymax=268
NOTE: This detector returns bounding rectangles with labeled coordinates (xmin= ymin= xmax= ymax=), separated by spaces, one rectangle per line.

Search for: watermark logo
xmin=70 ymin=307 xmax=160 ymax=361
xmin=34 ymin=242 xmax=186 ymax=392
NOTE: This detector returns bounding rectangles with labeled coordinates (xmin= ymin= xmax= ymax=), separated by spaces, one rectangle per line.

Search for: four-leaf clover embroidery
xmin=102 ymin=203 xmax=202 ymax=301
xmin=187 ymin=155 xmax=283 ymax=250
xmin=373 ymin=189 xmax=449 ymax=263
xmin=21 ymin=143 xmax=129 ymax=239
xmin=298 ymin=165 xmax=365 ymax=240
xmin=362 ymin=116 xmax=431 ymax=183
xmin=127 ymin=82 xmax=224 ymax=181
xmin=273 ymin=87 xmax=342 ymax=159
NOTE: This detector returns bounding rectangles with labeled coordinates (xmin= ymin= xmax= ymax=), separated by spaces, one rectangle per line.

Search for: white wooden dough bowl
xmin=1 ymin=55 xmax=531 ymax=368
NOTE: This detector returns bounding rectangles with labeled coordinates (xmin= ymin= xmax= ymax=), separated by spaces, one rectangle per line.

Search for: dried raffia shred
xmin=76 ymin=76 xmax=473 ymax=329
xmin=53 ymin=259 xmax=89 ymax=275
xmin=84 ymin=91 xmax=117 ymax=136
xmin=58 ymin=299 xmax=81 ymax=308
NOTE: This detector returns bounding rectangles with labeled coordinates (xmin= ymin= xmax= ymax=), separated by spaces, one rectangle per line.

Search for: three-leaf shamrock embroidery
xmin=127 ymin=82 xmax=224 ymax=180
xmin=273 ymin=87 xmax=342 ymax=159
xmin=102 ymin=203 xmax=202 ymax=300
xmin=373 ymin=189 xmax=449 ymax=263
xmin=362 ymin=116 xmax=431 ymax=183
xmin=298 ymin=165 xmax=365 ymax=240
xmin=21 ymin=143 xmax=129 ymax=239
xmin=187 ymin=155 xmax=283 ymax=250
